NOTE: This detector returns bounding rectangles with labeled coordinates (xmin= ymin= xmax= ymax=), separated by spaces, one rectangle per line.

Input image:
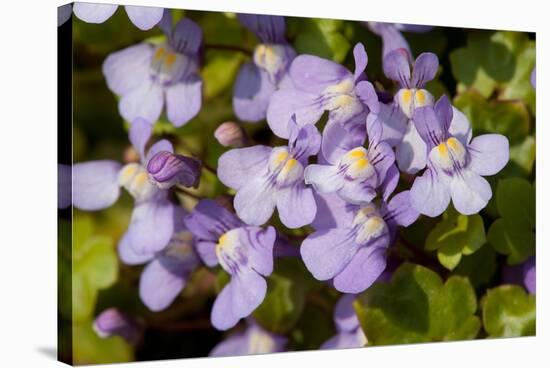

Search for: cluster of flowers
xmin=61 ymin=5 xmax=513 ymax=355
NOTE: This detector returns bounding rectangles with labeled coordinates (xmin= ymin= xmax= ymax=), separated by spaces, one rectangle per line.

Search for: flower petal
xmin=211 ymin=269 xmax=267 ymax=330
xmin=366 ymin=103 xmax=408 ymax=147
xmin=334 ymin=294 xmax=360 ymax=332
xmin=304 ymin=164 xmax=344 ymax=193
xmin=356 ymin=81 xmax=379 ymax=114
xmin=124 ymin=5 xmax=163 ymax=30
xmin=145 ymin=139 xmax=174 ymax=164
xmin=339 ymin=179 xmax=377 ymax=204
xmin=119 ymin=79 xmax=164 ymax=125
xmin=380 ymin=164 xmax=400 ymax=201
xmin=353 ymin=43 xmax=368 ymax=82
xmin=321 ymin=122 xmax=366 ymax=164
xmin=217 ymin=145 xmax=272 ymax=189
xmin=383 ymin=49 xmax=411 ymax=87
xmin=311 ymin=192 xmax=358 ymax=230
xmin=468 ymin=134 xmax=509 ymax=176
xmin=411 ymin=52 xmax=439 ymax=88
xmin=196 ymin=241 xmax=219 ymax=267
xmin=240 ymin=226 xmax=276 ymax=276
xmin=73 ymin=3 xmax=118 ymax=24
xmin=301 ymin=228 xmax=360 ymax=281
xmin=449 ymin=169 xmax=492 ymax=215
xmin=410 ymin=166 xmax=451 ymax=217
xmin=288 ymin=117 xmax=322 ymax=161
xmin=368 ymin=22 xmax=411 ymax=64
xmin=102 ymin=43 xmax=153 ymax=96
xmin=381 ymin=190 xmax=419 ymax=227
xmin=170 ymin=18 xmax=202 ymax=55
xmin=129 ymin=118 xmax=152 ymax=160
xmin=449 ymin=106 xmax=472 ymax=145
xmin=184 ymin=199 xmax=243 ymax=242
xmin=118 ymin=232 xmax=155 ymax=265
xmin=289 ymin=55 xmax=351 ymax=94
xmin=276 ymin=185 xmax=317 ymax=228
xmin=234 ymin=177 xmax=277 ymax=226
xmin=165 ymin=77 xmax=202 ymax=127
xmin=333 ymin=241 xmax=388 ymax=293
xmin=233 ymin=64 xmax=276 ymax=123
xmin=139 ymin=257 xmax=188 ymax=311
xmin=321 ymin=331 xmax=366 ymax=350
xmin=73 ymin=161 xmax=122 ymax=211
xmin=395 ymin=122 xmax=427 ymax=174
xmin=237 ymin=14 xmax=286 ymax=43
xmin=369 ymin=141 xmax=395 ymax=183
xmin=209 ymin=330 xmax=250 ymax=357
xmin=412 ymin=106 xmax=446 ymax=150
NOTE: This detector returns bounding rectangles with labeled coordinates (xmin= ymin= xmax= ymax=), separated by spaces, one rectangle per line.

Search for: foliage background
xmin=58 ymin=8 xmax=536 ymax=364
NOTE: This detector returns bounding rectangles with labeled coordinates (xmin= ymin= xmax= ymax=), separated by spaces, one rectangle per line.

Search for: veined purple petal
xmin=147 ymin=151 xmax=201 ymax=189
xmin=288 ymin=117 xmax=322 ymax=162
xmin=368 ymin=22 xmax=412 ymax=64
xmin=239 ymin=226 xmax=276 ymax=276
xmin=301 ymin=228 xmax=360 ymax=281
xmin=233 ymin=63 xmax=276 ymax=123
xmin=449 ymin=169 xmax=492 ymax=215
xmin=211 ymin=269 xmax=267 ymax=330
xmin=311 ymin=192 xmax=358 ymax=230
xmin=412 ymin=106 xmax=446 ymax=150
xmin=366 ymin=103 xmax=408 ymax=148
xmin=395 ymin=122 xmax=428 ymax=174
xmin=165 ymin=77 xmax=202 ymax=127
xmin=276 ymin=185 xmax=316 ymax=228
xmin=118 ymin=232 xmax=155 ymax=265
xmin=145 ymin=139 xmax=174 ymax=164
xmin=184 ymin=199 xmax=243 ymax=242
xmin=410 ymin=165 xmax=450 ymax=217
xmin=266 ymin=87 xmax=323 ymax=138
xmin=383 ymin=49 xmax=411 ymax=87
xmin=356 ymin=81 xmax=380 ymax=114
xmin=103 ymin=44 xmax=153 ymax=96
xmin=449 ymin=106 xmax=472 ymax=145
xmin=304 ymin=164 xmax=344 ymax=193
xmin=73 ymin=161 xmax=122 ymax=211
xmin=339 ymin=178 xmax=378 ymax=204
xmin=321 ymin=122 xmax=366 ymax=165
xmin=434 ymin=95 xmax=453 ymax=133
xmin=380 ymin=165 xmax=400 ymax=201
xmin=73 ymin=3 xmax=118 ymax=24
xmin=129 ymin=118 xmax=152 ymax=160
xmin=170 ymin=18 xmax=202 ymax=55
xmin=289 ymin=55 xmax=351 ymax=94
xmin=196 ymin=241 xmax=218 ymax=267
xmin=238 ymin=14 xmax=286 ymax=43
xmin=333 ymin=239 xmax=388 ymax=293
xmin=381 ymin=190 xmax=419 ymax=227
xmin=369 ymin=140 xmax=395 ymax=184
xmin=468 ymin=134 xmax=509 ymax=176
xmin=411 ymin=52 xmax=439 ymax=88
xmin=353 ymin=43 xmax=368 ymax=82
xmin=124 ymin=5 xmax=163 ymax=31
xmin=119 ymin=79 xmax=164 ymax=125
xmin=234 ymin=177 xmax=277 ymax=226
xmin=218 ymin=145 xmax=272 ymax=189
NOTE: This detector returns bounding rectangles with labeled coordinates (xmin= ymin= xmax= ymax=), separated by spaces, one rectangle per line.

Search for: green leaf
xmin=354 ymin=263 xmax=480 ymax=345
xmin=72 ymin=273 xmax=97 ymax=322
xmin=496 ymin=178 xmax=535 ymax=230
xmin=73 ymin=321 xmax=133 ymax=364
xmin=201 ymin=51 xmax=244 ymax=99
xmin=482 ymin=285 xmax=536 ymax=337
xmin=505 ymin=136 xmax=536 ymax=177
xmin=487 ymin=219 xmax=535 ymax=265
xmin=453 ymin=244 xmax=498 ymax=290
xmin=253 ymin=258 xmax=318 ymax=333
xmin=294 ymin=19 xmax=351 ymax=63
xmin=425 ymin=208 xmax=486 ymax=270
xmin=453 ymin=89 xmax=530 ymax=144
xmin=289 ymin=300 xmax=336 ymax=350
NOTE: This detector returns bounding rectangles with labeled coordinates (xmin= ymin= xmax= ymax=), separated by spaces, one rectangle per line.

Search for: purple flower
xmin=103 ymin=12 xmax=202 ymax=127
xmin=118 ymin=213 xmax=201 ymax=311
xmin=218 ymin=117 xmax=321 ymax=228
xmin=531 ymin=67 xmax=536 ymax=89
xmin=147 ymin=150 xmax=201 ymax=189
xmin=184 ymin=200 xmax=276 ymax=330
xmin=379 ymin=49 xmax=472 ymax=173
xmin=502 ymin=257 xmax=536 ymax=294
xmin=266 ymin=43 xmax=379 ymax=138
xmin=209 ymin=320 xmax=287 ymax=357
xmin=233 ymin=15 xmax=296 ymax=122
xmin=301 ymin=191 xmax=419 ymax=293
xmin=410 ymin=96 xmax=509 ymax=216
xmin=73 ymin=119 xmax=200 ymax=255
xmin=321 ymin=294 xmax=367 ymax=349
xmin=93 ymin=308 xmax=141 ymax=344
xmin=305 ymin=121 xmax=397 ymax=204
xmin=214 ymin=121 xmax=248 ymax=148
xmin=73 ymin=2 xmax=164 ymax=31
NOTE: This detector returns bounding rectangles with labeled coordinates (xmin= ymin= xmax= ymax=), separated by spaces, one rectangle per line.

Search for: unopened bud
xmin=147 ymin=151 xmax=201 ymax=189
xmin=214 ymin=122 xmax=247 ymax=148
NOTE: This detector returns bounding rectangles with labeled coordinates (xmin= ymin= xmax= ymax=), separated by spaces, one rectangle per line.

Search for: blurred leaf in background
xmin=482 ymin=285 xmax=535 ymax=337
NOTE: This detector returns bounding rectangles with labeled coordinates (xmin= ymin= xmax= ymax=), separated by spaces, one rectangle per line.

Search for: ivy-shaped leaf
xmin=354 ymin=263 xmax=480 ymax=345
xmin=425 ymin=208 xmax=486 ymax=270
xmin=293 ymin=18 xmax=352 ymax=63
xmin=482 ymin=285 xmax=535 ymax=337
xmin=487 ymin=178 xmax=535 ymax=264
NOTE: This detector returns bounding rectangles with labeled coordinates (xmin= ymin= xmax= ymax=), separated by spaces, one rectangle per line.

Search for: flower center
xmin=429 ymin=137 xmax=468 ymax=173
xmin=253 ymin=44 xmax=289 ymax=82
xmin=149 ymin=45 xmax=196 ymax=86
xmin=397 ymin=88 xmax=433 ymax=119
xmin=215 ymin=229 xmax=248 ymax=275
xmin=268 ymin=147 xmax=304 ymax=186
xmin=247 ymin=326 xmax=277 ymax=353
xmin=322 ymin=78 xmax=364 ymax=120
xmin=118 ymin=163 xmax=157 ymax=201
xmin=351 ymin=205 xmax=387 ymax=244
xmin=338 ymin=147 xmax=375 ymax=180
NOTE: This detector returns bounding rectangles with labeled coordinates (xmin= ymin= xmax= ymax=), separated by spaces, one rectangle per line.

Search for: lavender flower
xmin=147 ymin=151 xmax=201 ymax=189
xmin=73 ymin=119 xmax=200 ymax=255
xmin=209 ymin=320 xmax=287 ymax=357
xmin=73 ymin=2 xmax=163 ymax=31
xmin=233 ymin=15 xmax=296 ymax=122
xmin=410 ymin=96 xmax=509 ymax=216
xmin=184 ymin=200 xmax=276 ymax=330
xmin=93 ymin=308 xmax=141 ymax=344
xmin=305 ymin=121 xmax=397 ymax=204
xmin=502 ymin=257 xmax=536 ymax=294
xmin=380 ymin=49 xmax=472 ymax=173
xmin=531 ymin=67 xmax=536 ymax=88
xmin=103 ymin=12 xmax=202 ymax=127
xmin=321 ymin=294 xmax=367 ymax=349
xmin=218 ymin=117 xmax=321 ymax=228
xmin=118 ymin=215 xmax=201 ymax=312
xmin=214 ymin=122 xmax=248 ymax=148
xmin=266 ymin=43 xmax=379 ymax=138
xmin=301 ymin=191 xmax=419 ymax=293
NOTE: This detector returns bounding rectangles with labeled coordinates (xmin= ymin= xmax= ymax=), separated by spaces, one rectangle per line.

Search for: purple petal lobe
xmin=333 ymin=243 xmax=388 ymax=293
xmin=368 ymin=22 xmax=412 ymax=64
xmin=449 ymin=106 xmax=472 ymax=145
xmin=234 ymin=177 xmax=277 ymax=226
xmin=145 ymin=139 xmax=174 ymax=163
xmin=353 ymin=43 xmax=368 ymax=81
xmin=382 ymin=190 xmax=419 ymax=227
xmin=58 ymin=4 xmax=72 ymax=26
xmin=171 ymin=18 xmax=202 ymax=55
xmin=118 ymin=233 xmax=155 ymax=265
xmin=304 ymin=164 xmax=343 ymax=193
xmin=129 ymin=118 xmax=152 ymax=160
xmin=367 ymin=103 xmax=408 ymax=147
xmin=196 ymin=241 xmax=218 ymax=267
xmin=395 ymin=122 xmax=427 ymax=174
xmin=380 ymin=165 xmax=400 ymax=201
xmin=165 ymin=78 xmax=202 ymax=127
xmin=322 ymin=122 xmax=366 ymax=164
xmin=276 ymin=185 xmax=316 ymax=228
xmin=321 ymin=330 xmax=366 ymax=350
xmin=218 ymin=145 xmax=271 ymax=189
xmin=241 ymin=226 xmax=276 ymax=276
xmin=73 ymin=3 xmax=118 ymax=24
xmin=73 ymin=161 xmax=122 ymax=211
xmin=383 ymin=49 xmax=411 ymax=87
xmin=184 ymin=199 xmax=242 ymax=242
xmin=233 ymin=64 xmax=276 ymax=123
xmin=147 ymin=151 xmax=201 ymax=189
xmin=238 ymin=14 xmax=286 ymax=43
xmin=410 ymin=166 xmax=450 ymax=217
xmin=312 ymin=192 xmax=358 ymax=230
xmin=468 ymin=134 xmax=509 ymax=176
xmin=412 ymin=106 xmax=446 ymax=150
xmin=288 ymin=117 xmax=322 ymax=161
xmin=411 ymin=52 xmax=439 ymax=88
xmin=103 ymin=44 xmax=153 ymax=96
xmin=356 ymin=81 xmax=379 ymax=113
xmin=119 ymin=79 xmax=164 ymax=125
xmin=334 ymin=294 xmax=360 ymax=332
xmin=124 ymin=6 xmax=163 ymax=31
xmin=127 ymin=198 xmax=175 ymax=254
xmin=449 ymin=170 xmax=492 ymax=215
xmin=289 ymin=55 xmax=350 ymax=94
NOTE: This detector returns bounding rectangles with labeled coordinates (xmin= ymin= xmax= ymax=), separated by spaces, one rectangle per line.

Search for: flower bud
xmin=147 ymin=151 xmax=201 ymax=189
xmin=93 ymin=308 xmax=140 ymax=344
xmin=214 ymin=122 xmax=247 ymax=148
